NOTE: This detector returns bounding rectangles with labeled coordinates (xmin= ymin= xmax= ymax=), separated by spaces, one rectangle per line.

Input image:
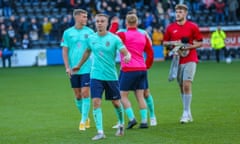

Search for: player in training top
xmin=72 ymin=14 xmax=131 ymax=140
xmin=163 ymin=4 xmax=203 ymax=124
xmin=109 ymin=13 xmax=157 ymax=128
xmin=61 ymin=9 xmax=94 ymax=131
xmin=110 ymin=12 xmax=154 ymax=129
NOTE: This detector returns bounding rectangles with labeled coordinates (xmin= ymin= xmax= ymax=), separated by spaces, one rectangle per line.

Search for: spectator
xmin=42 ymin=17 xmax=52 ymax=41
xmin=152 ymin=27 xmax=164 ymax=46
xmin=227 ymin=0 xmax=239 ymax=23
xmin=8 ymin=15 xmax=18 ymax=30
xmin=60 ymin=16 xmax=70 ymax=37
xmin=18 ymin=17 xmax=29 ymax=39
xmin=0 ymin=29 xmax=13 ymax=68
xmin=2 ymin=0 xmax=12 ymax=18
xmin=50 ymin=17 xmax=60 ymax=41
xmin=22 ymin=33 xmax=30 ymax=49
xmin=144 ymin=12 xmax=153 ymax=29
xmin=119 ymin=3 xmax=128 ymax=19
xmin=7 ymin=25 xmax=16 ymax=40
xmin=214 ymin=0 xmax=225 ymax=25
xmin=29 ymin=17 xmax=40 ymax=41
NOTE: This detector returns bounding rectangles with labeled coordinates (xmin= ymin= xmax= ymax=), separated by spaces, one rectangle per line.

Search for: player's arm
xmin=72 ymin=49 xmax=92 ymax=72
xmin=62 ymin=46 xmax=71 ymax=77
xmin=109 ymin=16 xmax=119 ymax=34
xmin=183 ymin=24 xmax=203 ymax=50
xmin=120 ymin=47 xmax=131 ymax=63
xmin=144 ymin=35 xmax=154 ymax=69
xmin=183 ymin=40 xmax=202 ymax=50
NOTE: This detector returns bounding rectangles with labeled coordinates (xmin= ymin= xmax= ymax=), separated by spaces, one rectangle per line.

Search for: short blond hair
xmin=95 ymin=13 xmax=109 ymax=20
xmin=126 ymin=14 xmax=138 ymax=25
xmin=73 ymin=9 xmax=87 ymax=17
xmin=175 ymin=4 xmax=188 ymax=11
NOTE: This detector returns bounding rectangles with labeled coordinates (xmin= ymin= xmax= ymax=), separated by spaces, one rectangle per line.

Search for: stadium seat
xmin=26 ymin=9 xmax=34 ymax=15
xmin=41 ymin=2 xmax=49 ymax=8
xmin=49 ymin=2 xmax=57 ymax=8
xmin=31 ymin=41 xmax=40 ymax=49
xmin=15 ymin=2 xmax=22 ymax=8
xmin=49 ymin=41 xmax=60 ymax=48
xmin=52 ymin=8 xmax=59 ymax=15
xmin=43 ymin=9 xmax=51 ymax=15
xmin=16 ymin=8 xmax=25 ymax=16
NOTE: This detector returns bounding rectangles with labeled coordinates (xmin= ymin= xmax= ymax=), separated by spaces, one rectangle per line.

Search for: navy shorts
xmin=90 ymin=79 xmax=121 ymax=100
xmin=70 ymin=74 xmax=90 ymax=88
xmin=119 ymin=70 xmax=147 ymax=91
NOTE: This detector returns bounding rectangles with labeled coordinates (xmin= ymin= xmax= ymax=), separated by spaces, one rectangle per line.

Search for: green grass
xmin=1 ymin=61 xmax=240 ymax=144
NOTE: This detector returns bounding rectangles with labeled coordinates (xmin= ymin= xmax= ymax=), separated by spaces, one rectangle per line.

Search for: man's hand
xmin=123 ymin=52 xmax=131 ymax=63
xmin=72 ymin=66 xmax=80 ymax=73
xmin=66 ymin=68 xmax=72 ymax=78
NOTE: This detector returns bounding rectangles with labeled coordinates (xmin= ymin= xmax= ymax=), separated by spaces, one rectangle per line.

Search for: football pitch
xmin=0 ymin=61 xmax=239 ymax=144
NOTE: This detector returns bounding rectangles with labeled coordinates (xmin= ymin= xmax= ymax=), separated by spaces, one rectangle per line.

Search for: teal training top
xmin=87 ymin=32 xmax=125 ymax=80
xmin=61 ymin=26 xmax=94 ymax=74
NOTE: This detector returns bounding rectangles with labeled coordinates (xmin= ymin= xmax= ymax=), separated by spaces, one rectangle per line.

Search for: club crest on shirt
xmin=106 ymin=41 xmax=110 ymax=47
xmin=77 ymin=42 xmax=81 ymax=48
xmin=84 ymin=34 xmax=88 ymax=38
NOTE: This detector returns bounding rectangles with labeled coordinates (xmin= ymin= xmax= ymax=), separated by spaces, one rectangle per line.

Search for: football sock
xmin=125 ymin=107 xmax=135 ymax=121
xmin=145 ymin=95 xmax=155 ymax=118
xmin=75 ymin=98 xmax=82 ymax=114
xmin=81 ymin=97 xmax=90 ymax=123
xmin=140 ymin=109 xmax=148 ymax=123
xmin=93 ymin=108 xmax=103 ymax=132
xmin=183 ymin=94 xmax=192 ymax=114
xmin=181 ymin=93 xmax=184 ymax=105
xmin=114 ymin=104 xmax=124 ymax=125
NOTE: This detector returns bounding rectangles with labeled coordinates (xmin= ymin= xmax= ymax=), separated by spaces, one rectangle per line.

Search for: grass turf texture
xmin=0 ymin=61 xmax=239 ymax=144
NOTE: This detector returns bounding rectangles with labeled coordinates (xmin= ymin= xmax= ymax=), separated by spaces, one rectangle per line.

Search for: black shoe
xmin=139 ymin=123 xmax=148 ymax=128
xmin=126 ymin=119 xmax=137 ymax=129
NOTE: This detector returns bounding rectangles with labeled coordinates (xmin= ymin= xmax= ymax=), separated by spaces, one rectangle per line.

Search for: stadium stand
xmin=0 ymin=0 xmax=239 ymax=60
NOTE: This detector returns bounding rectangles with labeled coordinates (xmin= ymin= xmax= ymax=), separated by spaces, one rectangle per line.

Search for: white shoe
xmin=112 ymin=123 xmax=120 ymax=129
xmin=150 ymin=118 xmax=157 ymax=126
xmin=92 ymin=133 xmax=106 ymax=141
xmin=115 ymin=125 xmax=124 ymax=136
xmin=180 ymin=114 xmax=193 ymax=124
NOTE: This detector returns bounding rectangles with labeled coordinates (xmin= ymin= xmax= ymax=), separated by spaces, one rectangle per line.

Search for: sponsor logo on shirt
xmin=106 ymin=41 xmax=110 ymax=47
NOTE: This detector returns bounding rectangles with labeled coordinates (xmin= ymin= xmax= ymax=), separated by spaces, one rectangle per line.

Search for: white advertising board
xmin=0 ymin=49 xmax=47 ymax=67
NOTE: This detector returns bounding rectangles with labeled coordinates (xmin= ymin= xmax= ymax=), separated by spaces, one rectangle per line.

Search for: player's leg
xmin=112 ymin=100 xmax=124 ymax=136
xmin=2 ymin=56 xmax=6 ymax=68
xmin=79 ymin=87 xmax=91 ymax=129
xmin=105 ymin=80 xmax=124 ymax=136
xmin=119 ymin=71 xmax=137 ymax=129
xmin=177 ymin=64 xmax=185 ymax=116
xmin=70 ymin=75 xmax=85 ymax=130
xmin=135 ymin=89 xmax=148 ymax=128
xmin=144 ymin=88 xmax=157 ymax=126
xmin=73 ymin=88 xmax=82 ymax=114
xmin=121 ymin=91 xmax=137 ymax=128
xmin=215 ymin=49 xmax=220 ymax=63
xmin=90 ymin=79 xmax=105 ymax=140
xmin=180 ymin=62 xmax=196 ymax=123
xmin=71 ymin=75 xmax=82 ymax=113
xmin=79 ymin=74 xmax=91 ymax=129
